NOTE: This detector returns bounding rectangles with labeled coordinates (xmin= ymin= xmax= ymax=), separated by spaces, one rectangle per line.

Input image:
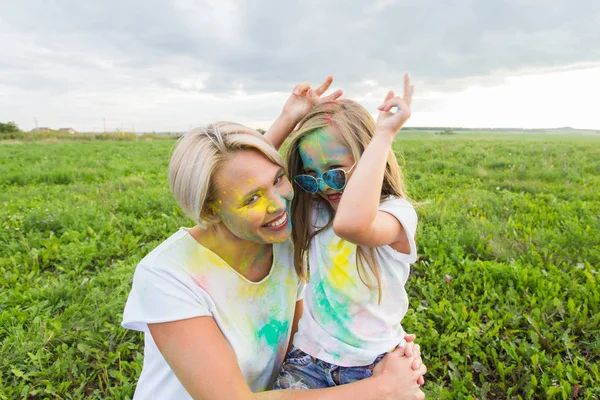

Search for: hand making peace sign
xmin=376 ymin=73 xmax=414 ymax=137
xmin=281 ymin=76 xmax=344 ymax=124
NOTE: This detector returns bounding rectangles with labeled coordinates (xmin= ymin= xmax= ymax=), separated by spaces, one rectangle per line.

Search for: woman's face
xmin=210 ymin=150 xmax=294 ymax=244
xmin=298 ymin=128 xmax=355 ymax=210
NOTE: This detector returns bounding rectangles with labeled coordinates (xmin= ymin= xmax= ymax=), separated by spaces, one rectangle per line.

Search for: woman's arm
xmin=264 ymin=77 xmax=343 ymax=150
xmin=149 ymin=316 xmax=425 ymax=400
xmin=333 ymin=73 xmax=414 ymax=251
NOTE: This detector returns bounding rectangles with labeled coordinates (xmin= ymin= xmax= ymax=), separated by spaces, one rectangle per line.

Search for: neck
xmin=189 ymin=223 xmax=273 ymax=279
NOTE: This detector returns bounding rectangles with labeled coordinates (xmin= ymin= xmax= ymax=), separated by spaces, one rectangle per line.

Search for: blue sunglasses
xmin=294 ymin=163 xmax=356 ymax=194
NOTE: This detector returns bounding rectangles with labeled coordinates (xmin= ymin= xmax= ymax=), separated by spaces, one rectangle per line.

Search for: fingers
xmin=292 ymin=81 xmax=310 ymax=96
xmin=404 ymin=334 xmax=416 ymax=343
xmin=400 ymin=342 xmax=414 ymax=357
xmin=377 ymin=91 xmax=394 ymax=110
xmin=388 ymin=345 xmax=407 ymax=358
xmin=403 ymin=73 xmax=414 ymax=105
xmin=307 ymin=89 xmax=316 ymax=104
xmin=314 ymin=76 xmax=334 ymax=96
xmin=411 ymin=356 xmax=422 ymax=371
xmin=410 ymin=343 xmax=421 ymax=362
xmin=379 ymin=96 xmax=411 ymax=114
xmin=418 ymin=362 xmax=427 ymax=376
xmin=320 ymin=89 xmax=343 ymax=103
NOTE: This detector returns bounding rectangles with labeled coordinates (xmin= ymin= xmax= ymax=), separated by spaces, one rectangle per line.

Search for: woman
xmin=121 ymin=79 xmax=427 ymax=399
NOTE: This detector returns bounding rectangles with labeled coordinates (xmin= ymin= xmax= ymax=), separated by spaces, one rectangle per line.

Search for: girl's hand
xmin=281 ymin=76 xmax=343 ymax=124
xmin=376 ymin=73 xmax=414 ymax=138
xmin=372 ymin=346 xmax=427 ymax=399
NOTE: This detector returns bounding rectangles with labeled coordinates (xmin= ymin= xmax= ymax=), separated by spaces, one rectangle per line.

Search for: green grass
xmin=1 ymin=134 xmax=599 ymax=399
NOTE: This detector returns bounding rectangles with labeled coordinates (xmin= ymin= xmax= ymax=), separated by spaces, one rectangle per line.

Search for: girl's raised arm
xmin=333 ymin=73 xmax=414 ymax=250
xmin=264 ymin=76 xmax=343 ymax=150
xmin=149 ymin=315 xmax=425 ymax=400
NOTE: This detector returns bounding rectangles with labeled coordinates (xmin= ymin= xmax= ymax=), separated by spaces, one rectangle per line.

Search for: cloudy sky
xmin=1 ymin=0 xmax=599 ymax=132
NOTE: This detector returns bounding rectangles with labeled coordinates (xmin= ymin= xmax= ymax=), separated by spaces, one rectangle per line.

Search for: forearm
xmin=335 ymin=133 xmax=394 ymax=229
xmin=255 ymin=375 xmax=390 ymax=400
xmin=264 ymin=113 xmax=299 ymax=150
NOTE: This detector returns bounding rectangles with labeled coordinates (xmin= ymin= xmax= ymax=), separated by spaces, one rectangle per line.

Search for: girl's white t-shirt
xmin=293 ymin=197 xmax=418 ymax=367
xmin=122 ymin=228 xmax=304 ymax=398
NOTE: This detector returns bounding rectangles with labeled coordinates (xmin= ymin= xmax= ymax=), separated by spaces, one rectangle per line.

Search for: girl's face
xmin=211 ymin=150 xmax=294 ymax=244
xmin=298 ymin=128 xmax=355 ymax=210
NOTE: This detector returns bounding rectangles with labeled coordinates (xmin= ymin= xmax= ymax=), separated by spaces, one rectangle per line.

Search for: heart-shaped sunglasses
xmin=293 ymin=163 xmax=356 ymax=194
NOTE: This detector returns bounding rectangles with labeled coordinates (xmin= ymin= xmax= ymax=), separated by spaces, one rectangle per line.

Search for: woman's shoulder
xmin=138 ymin=228 xmax=199 ymax=269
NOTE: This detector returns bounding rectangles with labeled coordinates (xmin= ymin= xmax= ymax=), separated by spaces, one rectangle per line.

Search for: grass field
xmin=1 ymin=134 xmax=599 ymax=399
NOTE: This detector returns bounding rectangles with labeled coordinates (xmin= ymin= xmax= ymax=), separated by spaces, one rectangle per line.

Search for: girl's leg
xmin=338 ymin=354 xmax=386 ymax=385
xmin=272 ymin=347 xmax=332 ymax=389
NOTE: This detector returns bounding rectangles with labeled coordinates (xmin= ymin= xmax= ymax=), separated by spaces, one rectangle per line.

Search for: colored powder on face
xmin=299 ymin=129 xmax=354 ymax=175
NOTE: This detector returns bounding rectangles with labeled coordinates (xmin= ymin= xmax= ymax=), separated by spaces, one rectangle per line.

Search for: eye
xmin=245 ymin=194 xmax=260 ymax=205
xmin=304 ymin=170 xmax=318 ymax=177
xmin=329 ymin=165 xmax=343 ymax=170
xmin=274 ymin=175 xmax=283 ymax=185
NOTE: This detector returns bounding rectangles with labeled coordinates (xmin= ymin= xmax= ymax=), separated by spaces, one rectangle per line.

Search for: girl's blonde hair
xmin=169 ymin=121 xmax=284 ymax=228
xmin=285 ymin=100 xmax=409 ymax=301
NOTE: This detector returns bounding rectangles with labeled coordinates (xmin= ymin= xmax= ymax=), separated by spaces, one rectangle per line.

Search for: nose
xmin=267 ymin=191 xmax=288 ymax=214
xmin=318 ymin=178 xmax=326 ymax=192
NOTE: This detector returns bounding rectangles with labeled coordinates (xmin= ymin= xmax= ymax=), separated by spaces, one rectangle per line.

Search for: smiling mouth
xmin=262 ymin=212 xmax=288 ymax=230
xmin=327 ymin=193 xmax=342 ymax=203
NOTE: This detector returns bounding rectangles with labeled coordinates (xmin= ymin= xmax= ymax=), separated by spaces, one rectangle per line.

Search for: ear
xmin=200 ymin=204 xmax=221 ymax=224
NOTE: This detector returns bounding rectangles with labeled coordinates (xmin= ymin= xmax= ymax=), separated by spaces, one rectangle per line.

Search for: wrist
xmin=278 ymin=110 xmax=302 ymax=127
xmin=372 ymin=131 xmax=396 ymax=145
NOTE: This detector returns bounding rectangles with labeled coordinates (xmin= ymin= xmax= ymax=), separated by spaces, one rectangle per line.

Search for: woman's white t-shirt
xmin=293 ymin=197 xmax=417 ymax=367
xmin=122 ymin=228 xmax=304 ymax=398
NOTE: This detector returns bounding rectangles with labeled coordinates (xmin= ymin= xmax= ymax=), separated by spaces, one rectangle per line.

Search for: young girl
xmin=274 ymin=74 xmax=419 ymax=388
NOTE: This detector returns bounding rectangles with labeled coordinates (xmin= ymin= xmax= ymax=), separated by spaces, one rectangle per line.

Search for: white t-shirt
xmin=293 ymin=197 xmax=417 ymax=367
xmin=122 ymin=228 xmax=304 ymax=398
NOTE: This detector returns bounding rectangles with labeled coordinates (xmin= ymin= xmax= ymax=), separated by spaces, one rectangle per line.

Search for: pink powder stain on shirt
xmin=191 ymin=274 xmax=209 ymax=291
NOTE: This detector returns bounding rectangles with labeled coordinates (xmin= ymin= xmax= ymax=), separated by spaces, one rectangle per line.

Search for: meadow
xmin=1 ymin=133 xmax=598 ymax=399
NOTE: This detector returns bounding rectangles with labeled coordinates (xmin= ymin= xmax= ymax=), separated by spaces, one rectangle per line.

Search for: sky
xmin=1 ymin=0 xmax=599 ymax=132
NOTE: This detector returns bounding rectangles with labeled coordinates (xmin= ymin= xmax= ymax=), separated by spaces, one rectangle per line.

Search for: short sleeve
xmin=121 ymin=262 xmax=214 ymax=333
xmin=378 ymin=197 xmax=418 ymax=263
xmin=296 ymin=279 xmax=307 ymax=301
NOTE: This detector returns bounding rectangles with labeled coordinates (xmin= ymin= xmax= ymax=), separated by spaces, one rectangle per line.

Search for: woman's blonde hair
xmin=285 ymin=100 xmax=409 ymax=301
xmin=169 ymin=121 xmax=284 ymax=228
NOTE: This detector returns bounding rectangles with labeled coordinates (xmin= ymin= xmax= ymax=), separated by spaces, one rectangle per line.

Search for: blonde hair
xmin=285 ymin=100 xmax=410 ymax=301
xmin=169 ymin=121 xmax=284 ymax=228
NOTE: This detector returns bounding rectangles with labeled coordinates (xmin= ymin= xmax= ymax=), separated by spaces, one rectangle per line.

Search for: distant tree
xmin=0 ymin=121 xmax=20 ymax=133
xmin=435 ymin=128 xmax=456 ymax=135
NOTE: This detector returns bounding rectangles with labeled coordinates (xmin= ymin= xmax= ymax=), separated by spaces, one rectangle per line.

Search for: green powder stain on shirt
xmin=257 ymin=318 xmax=290 ymax=348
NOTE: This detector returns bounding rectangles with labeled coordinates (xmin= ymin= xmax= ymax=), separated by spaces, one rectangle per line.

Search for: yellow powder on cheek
xmin=230 ymin=196 xmax=270 ymax=221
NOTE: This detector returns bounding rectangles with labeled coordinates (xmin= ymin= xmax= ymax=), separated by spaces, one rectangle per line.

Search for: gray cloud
xmin=1 ymin=0 xmax=599 ymax=130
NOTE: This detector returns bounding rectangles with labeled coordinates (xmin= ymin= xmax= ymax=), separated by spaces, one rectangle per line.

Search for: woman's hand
xmin=375 ymin=73 xmax=414 ymax=138
xmin=399 ymin=337 xmax=426 ymax=386
xmin=281 ymin=76 xmax=343 ymax=124
xmin=372 ymin=346 xmax=427 ymax=400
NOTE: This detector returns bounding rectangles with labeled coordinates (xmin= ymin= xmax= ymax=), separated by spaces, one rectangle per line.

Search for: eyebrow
xmin=241 ymin=168 xmax=284 ymax=201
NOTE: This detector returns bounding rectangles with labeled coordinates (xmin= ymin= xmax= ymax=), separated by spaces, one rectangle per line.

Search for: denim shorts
xmin=272 ymin=347 xmax=386 ymax=389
